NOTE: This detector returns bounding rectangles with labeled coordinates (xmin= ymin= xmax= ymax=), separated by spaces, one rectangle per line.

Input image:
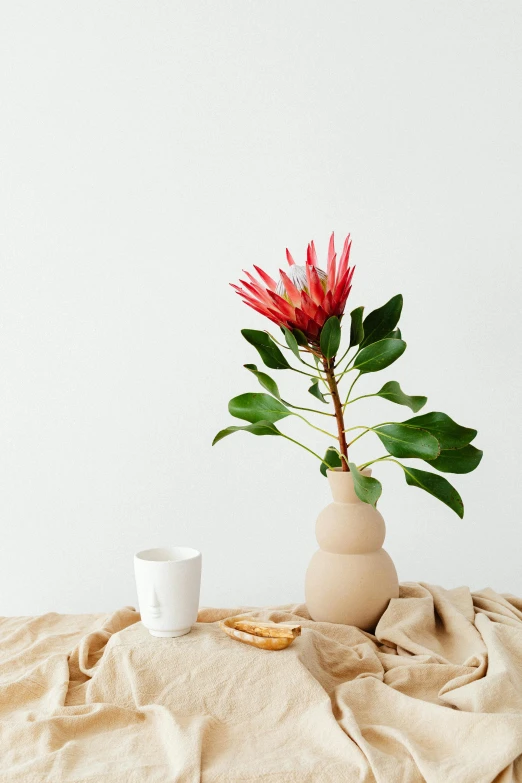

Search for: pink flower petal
xmin=239 ymin=279 xmax=273 ymax=306
xmin=300 ymin=291 xmax=319 ymax=321
xmin=337 ymin=235 xmax=352 ymax=279
xmin=267 ymin=290 xmax=296 ymax=320
xmin=314 ymin=306 xmax=328 ymax=328
xmin=323 ymin=290 xmax=334 ymax=315
xmin=253 ymin=265 xmax=277 ymax=290
xmin=294 ymin=308 xmax=309 ymax=331
xmin=327 ymin=252 xmax=337 ymax=292
xmin=328 ymin=233 xmax=335 ymax=264
xmin=286 ymin=248 xmax=296 ymax=266
xmin=306 ymin=242 xmax=318 ymax=267
xmin=267 ymin=307 xmax=291 ymax=327
xmin=279 ymin=269 xmax=301 ymax=307
xmin=306 ymin=319 xmax=320 ymax=338
xmin=308 ymin=265 xmax=325 ymax=305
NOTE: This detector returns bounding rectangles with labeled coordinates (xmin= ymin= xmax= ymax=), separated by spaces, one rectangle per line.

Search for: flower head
xmin=231 ymin=233 xmax=354 ymax=343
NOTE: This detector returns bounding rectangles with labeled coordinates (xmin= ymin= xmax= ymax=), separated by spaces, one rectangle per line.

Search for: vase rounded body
xmin=305 ymin=469 xmax=399 ymax=630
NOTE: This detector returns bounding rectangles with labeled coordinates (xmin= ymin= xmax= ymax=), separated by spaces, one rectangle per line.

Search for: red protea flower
xmin=231 ymin=233 xmax=354 ymax=344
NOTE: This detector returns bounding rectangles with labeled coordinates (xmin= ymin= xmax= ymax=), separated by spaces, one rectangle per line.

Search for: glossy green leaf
xmin=243 ymin=364 xmax=281 ymax=399
xmin=375 ymin=381 xmax=427 ymax=413
xmin=387 ymin=328 xmax=402 ymax=339
xmin=353 ymin=338 xmax=406 ymax=374
xmin=283 ymin=328 xmax=301 ymax=361
xmin=294 ymin=331 xmax=309 ymax=348
xmin=399 ymin=464 xmax=464 ymax=518
xmin=241 ymin=329 xmax=290 ymax=370
xmin=348 ymin=462 xmax=382 ymax=507
xmin=361 ymin=294 xmax=403 ymax=348
xmin=320 ymin=447 xmax=342 ymax=477
xmin=425 ymin=444 xmax=483 ymax=474
xmin=212 ymin=420 xmax=281 ymax=446
xmin=374 ymin=423 xmax=440 ymax=459
xmin=404 ymin=412 xmax=477 ymax=450
xmin=308 ymin=379 xmax=328 ymax=404
xmin=320 ymin=316 xmax=342 ymax=358
xmin=292 ymin=328 xmax=309 ymax=347
xmin=349 ymin=306 xmax=365 ymax=348
xmin=229 ymin=393 xmax=292 ymax=424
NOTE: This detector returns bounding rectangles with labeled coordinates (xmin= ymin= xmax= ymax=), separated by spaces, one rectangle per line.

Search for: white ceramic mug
xmin=134 ymin=547 xmax=202 ymax=638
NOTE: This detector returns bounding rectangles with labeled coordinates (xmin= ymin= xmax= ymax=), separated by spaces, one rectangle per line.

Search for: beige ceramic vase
xmin=305 ymin=468 xmax=399 ymax=630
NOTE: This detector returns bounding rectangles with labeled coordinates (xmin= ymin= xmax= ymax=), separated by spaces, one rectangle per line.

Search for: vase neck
xmin=327 ymin=468 xmax=372 ymax=503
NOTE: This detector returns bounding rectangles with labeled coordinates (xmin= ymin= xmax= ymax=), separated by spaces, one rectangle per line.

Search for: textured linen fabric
xmin=0 ymin=583 xmax=522 ymax=782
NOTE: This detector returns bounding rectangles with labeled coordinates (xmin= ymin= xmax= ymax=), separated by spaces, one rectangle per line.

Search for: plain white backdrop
xmin=1 ymin=1 xmax=521 ymax=615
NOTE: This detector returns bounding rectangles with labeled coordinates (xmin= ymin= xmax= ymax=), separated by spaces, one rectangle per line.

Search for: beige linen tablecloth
xmin=1 ymin=583 xmax=522 ymax=783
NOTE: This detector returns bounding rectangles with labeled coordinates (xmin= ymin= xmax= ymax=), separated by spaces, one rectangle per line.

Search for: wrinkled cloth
xmin=1 ymin=583 xmax=522 ymax=782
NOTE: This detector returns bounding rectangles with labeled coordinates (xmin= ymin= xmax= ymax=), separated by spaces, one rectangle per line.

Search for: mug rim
xmin=135 ymin=546 xmax=201 ymax=563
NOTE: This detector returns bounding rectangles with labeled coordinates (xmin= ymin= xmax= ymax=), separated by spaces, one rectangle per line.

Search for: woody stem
xmin=323 ymin=357 xmax=349 ymax=471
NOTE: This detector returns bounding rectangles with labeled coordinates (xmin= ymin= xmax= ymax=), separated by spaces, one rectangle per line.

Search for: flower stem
xmin=293 ymin=414 xmax=338 ymax=439
xmin=313 ymin=355 xmax=331 ymax=392
xmin=265 ymin=332 xmax=321 ymax=370
xmin=280 ymin=433 xmax=334 ymax=469
xmin=334 ymin=346 xmax=351 ymax=368
xmin=357 ymin=455 xmax=391 ymax=471
xmin=348 ymin=427 xmax=375 ymax=447
xmin=345 ymin=392 xmax=377 ymax=406
xmin=323 ymin=357 xmax=349 ymax=471
xmin=289 ymin=367 xmax=324 ymax=381
xmin=284 ymin=402 xmax=334 ymax=417
xmin=346 ymin=420 xmax=398 ymax=448
xmin=342 ymin=372 xmax=361 ymax=412
xmin=265 ymin=332 xmax=288 ymax=349
xmin=335 ymin=364 xmax=355 ymax=384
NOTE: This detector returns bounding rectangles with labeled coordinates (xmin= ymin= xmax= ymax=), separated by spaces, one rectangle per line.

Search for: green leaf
xmin=349 ymin=306 xmax=365 ymax=348
xmin=404 ymin=412 xmax=477 ymax=450
xmin=320 ymin=447 xmax=342 ymax=477
xmin=243 ymin=364 xmax=281 ymax=399
xmin=320 ymin=316 xmax=342 ymax=358
xmin=361 ymin=294 xmax=403 ymax=348
xmin=387 ymin=328 xmax=402 ymax=339
xmin=374 ymin=423 xmax=440 ymax=459
xmin=283 ymin=328 xmax=301 ymax=361
xmin=213 ymin=420 xmax=281 ymax=446
xmin=292 ymin=328 xmax=309 ymax=347
xmin=399 ymin=464 xmax=464 ymax=518
xmin=425 ymin=444 xmax=483 ymax=474
xmin=375 ymin=381 xmax=427 ymax=413
xmin=348 ymin=462 xmax=382 ymax=507
xmin=308 ymin=380 xmax=328 ymax=404
xmin=241 ymin=329 xmax=291 ymax=370
xmin=229 ymin=392 xmax=292 ymax=424
xmin=353 ymin=338 xmax=406 ymax=374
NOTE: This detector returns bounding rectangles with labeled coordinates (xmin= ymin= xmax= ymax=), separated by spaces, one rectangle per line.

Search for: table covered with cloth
xmin=1 ymin=582 xmax=522 ymax=783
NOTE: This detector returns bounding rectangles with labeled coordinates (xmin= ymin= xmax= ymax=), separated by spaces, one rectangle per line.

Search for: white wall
xmin=1 ymin=1 xmax=521 ymax=615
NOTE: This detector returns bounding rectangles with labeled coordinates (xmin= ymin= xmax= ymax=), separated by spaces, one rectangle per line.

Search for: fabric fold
xmin=0 ymin=583 xmax=521 ymax=782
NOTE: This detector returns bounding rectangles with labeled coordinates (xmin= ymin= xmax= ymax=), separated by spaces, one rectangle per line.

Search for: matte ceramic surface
xmin=134 ymin=546 xmax=202 ymax=638
xmin=305 ymin=470 xmax=399 ymax=630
